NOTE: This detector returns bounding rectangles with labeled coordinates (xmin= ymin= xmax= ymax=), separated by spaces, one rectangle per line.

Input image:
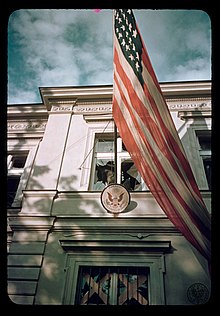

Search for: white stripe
xmin=114 ymin=34 xmax=184 ymax=155
xmin=115 ymin=89 xmax=210 ymax=253
xmin=141 ymin=59 xmax=183 ymax=151
xmin=114 ymin=34 xmax=207 ymax=215
xmin=114 ymin=83 xmax=210 ymax=257
xmin=114 ymin=36 xmax=187 ymax=174
xmin=115 ymin=70 xmax=211 ymax=230
xmin=141 ymin=58 xmax=210 ymax=211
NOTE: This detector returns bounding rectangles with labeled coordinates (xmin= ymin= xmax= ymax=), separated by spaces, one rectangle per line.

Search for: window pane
xmin=198 ymin=134 xmax=211 ymax=150
xmin=12 ymin=156 xmax=27 ymax=168
xmin=121 ymin=159 xmax=148 ymax=191
xmin=121 ymin=160 xmax=137 ymax=190
xmin=203 ymin=158 xmax=211 ymax=190
xmin=93 ymin=160 xmax=115 ymax=190
xmin=7 ymin=176 xmax=20 ymax=207
xmin=122 ymin=141 xmax=128 ymax=152
xmin=196 ymin=132 xmax=211 ymax=189
xmin=91 ymin=136 xmax=149 ymax=191
xmin=96 ymin=139 xmax=114 ymax=153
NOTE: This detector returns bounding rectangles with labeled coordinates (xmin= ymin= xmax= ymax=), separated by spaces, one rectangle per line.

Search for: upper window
xmin=196 ymin=131 xmax=211 ymax=190
xmin=7 ymin=152 xmax=28 ymax=207
xmin=90 ymin=134 xmax=148 ymax=191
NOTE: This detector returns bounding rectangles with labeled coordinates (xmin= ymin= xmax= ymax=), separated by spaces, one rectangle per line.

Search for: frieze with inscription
xmin=50 ymin=102 xmax=211 ymax=113
xmin=51 ymin=105 xmax=73 ymax=111
xmin=8 ymin=122 xmax=47 ymax=131
xmin=50 ymin=104 xmax=112 ymax=113
xmin=74 ymin=105 xmax=112 ymax=113
xmin=168 ymin=101 xmax=211 ymax=110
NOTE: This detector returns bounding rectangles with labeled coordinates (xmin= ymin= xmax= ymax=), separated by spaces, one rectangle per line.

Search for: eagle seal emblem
xmin=101 ymin=184 xmax=130 ymax=213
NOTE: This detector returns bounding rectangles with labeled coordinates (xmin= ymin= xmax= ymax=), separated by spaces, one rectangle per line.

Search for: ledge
xmin=59 ymin=239 xmax=172 ymax=252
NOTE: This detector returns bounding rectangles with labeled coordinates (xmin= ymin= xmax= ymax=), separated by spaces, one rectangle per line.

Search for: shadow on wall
xmin=7 ymin=163 xmax=110 ymax=304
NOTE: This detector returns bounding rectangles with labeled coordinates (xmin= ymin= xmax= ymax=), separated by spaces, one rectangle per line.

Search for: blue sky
xmin=7 ymin=9 xmax=211 ymax=104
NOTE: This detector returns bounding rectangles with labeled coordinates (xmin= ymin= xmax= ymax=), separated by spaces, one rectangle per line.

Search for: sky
xmin=7 ymin=9 xmax=211 ymax=105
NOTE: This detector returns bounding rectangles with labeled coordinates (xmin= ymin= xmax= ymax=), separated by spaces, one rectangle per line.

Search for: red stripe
xmin=114 ymin=72 xmax=211 ymax=240
xmin=114 ymin=47 xmax=204 ymax=203
xmin=114 ymin=49 xmax=183 ymax=175
xmin=113 ymin=11 xmax=211 ymax=263
xmin=113 ymin=94 xmax=209 ymax=260
xmin=141 ymin=50 xmax=204 ymax=199
xmin=135 ymin=22 xmax=160 ymax=90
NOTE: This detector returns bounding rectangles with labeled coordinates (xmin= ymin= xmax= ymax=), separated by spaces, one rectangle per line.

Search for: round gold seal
xmin=101 ymin=184 xmax=130 ymax=213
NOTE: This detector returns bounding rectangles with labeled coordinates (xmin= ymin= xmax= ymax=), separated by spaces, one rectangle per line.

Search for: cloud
xmin=8 ymin=9 xmax=114 ymax=103
xmin=135 ymin=9 xmax=211 ymax=81
xmin=7 ymin=9 xmax=211 ymax=104
xmin=167 ymin=57 xmax=211 ymax=81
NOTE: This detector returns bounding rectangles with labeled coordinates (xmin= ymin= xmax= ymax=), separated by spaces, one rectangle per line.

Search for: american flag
xmin=112 ymin=9 xmax=211 ymax=263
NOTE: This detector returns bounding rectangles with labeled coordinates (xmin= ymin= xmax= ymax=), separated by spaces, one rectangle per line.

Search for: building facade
xmin=7 ymin=81 xmax=211 ymax=305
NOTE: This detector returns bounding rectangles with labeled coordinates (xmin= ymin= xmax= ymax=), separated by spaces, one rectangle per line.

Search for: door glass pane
xmin=76 ymin=266 xmax=149 ymax=305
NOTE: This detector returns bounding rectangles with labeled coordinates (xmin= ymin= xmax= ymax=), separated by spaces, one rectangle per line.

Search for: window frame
xmin=188 ymin=127 xmax=211 ymax=190
xmin=61 ymin=244 xmax=168 ymax=305
xmin=179 ymin=117 xmax=211 ymax=191
xmin=89 ymin=133 xmax=148 ymax=191
xmin=7 ymin=151 xmax=29 ymax=208
xmin=196 ymin=130 xmax=211 ymax=190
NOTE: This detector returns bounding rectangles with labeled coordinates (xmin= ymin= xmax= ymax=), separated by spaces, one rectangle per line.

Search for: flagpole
xmin=112 ymin=10 xmax=117 ymax=184
xmin=114 ymin=120 xmax=117 ymax=184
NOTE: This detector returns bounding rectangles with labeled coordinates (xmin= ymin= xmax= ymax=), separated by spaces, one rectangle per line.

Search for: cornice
xmin=7 ymin=104 xmax=48 ymax=119
xmin=39 ymin=81 xmax=211 ymax=111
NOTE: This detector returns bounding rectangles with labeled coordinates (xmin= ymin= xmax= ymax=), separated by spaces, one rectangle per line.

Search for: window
xmin=196 ymin=131 xmax=211 ymax=190
xmin=7 ymin=153 xmax=28 ymax=207
xmin=75 ymin=266 xmax=149 ymax=305
xmin=90 ymin=134 xmax=148 ymax=191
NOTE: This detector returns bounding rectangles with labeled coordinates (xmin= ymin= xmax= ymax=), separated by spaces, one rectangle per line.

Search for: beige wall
xmin=7 ymin=82 xmax=212 ymax=305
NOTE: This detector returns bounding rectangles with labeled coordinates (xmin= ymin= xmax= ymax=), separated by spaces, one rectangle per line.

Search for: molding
xmin=60 ymin=239 xmax=172 ymax=252
xmin=7 ymin=104 xmax=48 ymax=118
xmin=44 ymin=100 xmax=212 ymax=114
xmin=8 ymin=216 xmax=56 ymax=231
xmin=39 ymin=81 xmax=211 ymax=111
xmin=40 ymin=85 xmax=113 ymax=111
xmin=178 ymin=109 xmax=211 ymax=120
xmin=23 ymin=190 xmax=58 ymax=198
xmin=55 ymin=190 xmax=209 ymax=200
xmin=53 ymin=217 xmax=179 ymax=233
xmin=83 ymin=114 xmax=113 ymax=122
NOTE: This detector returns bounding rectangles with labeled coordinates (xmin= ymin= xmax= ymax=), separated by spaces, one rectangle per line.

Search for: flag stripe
xmin=114 ymin=69 xmax=211 ymax=239
xmin=114 ymin=43 xmax=209 ymax=219
xmin=114 ymin=47 xmax=189 ymax=183
xmin=113 ymin=86 xmax=210 ymax=260
xmin=141 ymin=54 xmax=204 ymax=199
xmin=112 ymin=9 xmax=211 ymax=262
xmin=114 ymin=35 xmax=204 ymax=205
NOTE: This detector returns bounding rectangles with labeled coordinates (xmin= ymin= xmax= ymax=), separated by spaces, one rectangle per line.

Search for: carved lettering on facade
xmin=51 ymin=105 xmax=72 ymax=111
xmin=50 ymin=102 xmax=211 ymax=113
xmin=8 ymin=122 xmax=47 ymax=130
xmin=74 ymin=106 xmax=112 ymax=113
xmin=168 ymin=102 xmax=211 ymax=110
xmin=50 ymin=104 xmax=112 ymax=113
